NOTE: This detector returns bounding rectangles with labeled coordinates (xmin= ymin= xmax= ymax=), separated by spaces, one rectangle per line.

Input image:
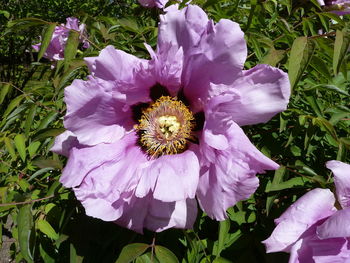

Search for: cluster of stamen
xmin=135 ymin=96 xmax=195 ymax=158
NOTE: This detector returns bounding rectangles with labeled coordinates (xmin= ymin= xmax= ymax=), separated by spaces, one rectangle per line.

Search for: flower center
xmin=135 ymin=96 xmax=195 ymax=157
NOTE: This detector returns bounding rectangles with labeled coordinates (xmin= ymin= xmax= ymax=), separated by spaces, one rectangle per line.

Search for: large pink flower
xmin=263 ymin=161 xmax=350 ymax=262
xmin=33 ymin=17 xmax=89 ymax=61
xmin=52 ymin=5 xmax=290 ymax=233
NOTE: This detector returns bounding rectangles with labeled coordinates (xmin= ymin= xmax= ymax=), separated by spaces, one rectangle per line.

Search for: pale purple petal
xmin=183 ymin=19 xmax=247 ymax=110
xmin=317 ymin=208 xmax=350 ymax=239
xmin=60 ymin=133 xmax=142 ymax=188
xmin=64 ymin=77 xmax=133 ymax=146
xmin=84 ymin=45 xmax=154 ymax=104
xmin=145 ymin=198 xmax=197 ymax=232
xmin=262 ymin=188 xmax=336 ymax=252
xmin=207 ymin=64 xmax=290 ymax=126
xmin=326 ymin=160 xmax=350 ymax=209
xmin=50 ymin=130 xmax=80 ymax=157
xmin=135 ymin=148 xmax=200 ymax=202
xmin=197 ymin=121 xmax=278 ymax=220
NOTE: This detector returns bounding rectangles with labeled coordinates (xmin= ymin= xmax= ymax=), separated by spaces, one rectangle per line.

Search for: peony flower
xmin=138 ymin=0 xmax=169 ymax=8
xmin=317 ymin=0 xmax=350 ymax=15
xmin=33 ymin=17 xmax=90 ymax=61
xmin=52 ymin=5 xmax=290 ymax=233
xmin=263 ymin=161 xmax=350 ymax=262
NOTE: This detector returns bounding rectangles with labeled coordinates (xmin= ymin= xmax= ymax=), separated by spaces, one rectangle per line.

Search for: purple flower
xmin=263 ymin=161 xmax=350 ymax=262
xmin=52 ymin=5 xmax=290 ymax=233
xmin=317 ymin=0 xmax=350 ymax=15
xmin=138 ymin=0 xmax=169 ymax=8
xmin=33 ymin=17 xmax=89 ymax=61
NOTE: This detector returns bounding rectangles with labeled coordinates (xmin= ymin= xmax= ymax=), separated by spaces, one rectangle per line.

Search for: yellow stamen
xmin=135 ymin=96 xmax=195 ymax=157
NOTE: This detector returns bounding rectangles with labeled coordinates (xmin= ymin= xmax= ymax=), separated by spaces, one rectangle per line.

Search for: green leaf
xmin=261 ymin=48 xmax=286 ymax=67
xmin=0 ymin=83 xmax=11 ymax=105
xmin=213 ymin=257 xmax=233 ymax=263
xmin=38 ymin=23 xmax=57 ymax=61
xmin=4 ymin=137 xmax=17 ymax=159
xmin=217 ymin=219 xmax=230 ymax=257
xmin=266 ymin=166 xmax=286 ymax=215
xmin=154 ymin=246 xmax=179 ymax=263
xmin=265 ymin=176 xmax=310 ymax=192
xmin=37 ymin=111 xmax=58 ymax=130
xmin=17 ymin=204 xmax=34 ymax=263
xmin=64 ymin=30 xmax=80 ymax=71
xmin=1 ymin=94 xmax=25 ymax=121
xmin=32 ymin=128 xmax=65 ymax=142
xmin=115 ymin=243 xmax=149 ymax=263
xmin=288 ymin=37 xmax=315 ymax=91
xmin=28 ymin=167 xmax=53 ymax=182
xmin=14 ymin=134 xmax=26 ymax=162
xmin=333 ymin=29 xmax=350 ymax=75
xmin=37 ymin=219 xmax=59 ymax=240
xmin=24 ymin=104 xmax=37 ymax=137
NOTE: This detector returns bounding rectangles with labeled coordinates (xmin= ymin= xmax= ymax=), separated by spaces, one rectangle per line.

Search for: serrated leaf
xmin=14 ymin=134 xmax=26 ymax=162
xmin=17 ymin=204 xmax=34 ymax=263
xmin=115 ymin=243 xmax=149 ymax=263
xmin=37 ymin=219 xmax=59 ymax=240
xmin=38 ymin=23 xmax=56 ymax=61
xmin=288 ymin=37 xmax=315 ymax=91
xmin=154 ymin=246 xmax=179 ymax=263
xmin=333 ymin=29 xmax=350 ymax=75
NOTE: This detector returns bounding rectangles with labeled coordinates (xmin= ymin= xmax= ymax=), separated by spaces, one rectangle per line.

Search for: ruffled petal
xmin=145 ymin=198 xmax=197 ymax=232
xmin=63 ymin=77 xmax=133 ymax=146
xmin=317 ymin=208 xmax=350 ymax=239
xmin=184 ymin=19 xmax=247 ymax=110
xmin=138 ymin=0 xmax=168 ymax=8
xmin=60 ymin=133 xmax=142 ymax=188
xmin=262 ymin=188 xmax=336 ymax=253
xmin=135 ymin=148 xmax=200 ymax=202
xmin=84 ymin=46 xmax=154 ymax=104
xmin=207 ymin=64 xmax=290 ymax=126
xmin=326 ymin=160 xmax=350 ymax=209
xmin=197 ymin=120 xmax=278 ymax=220
xmin=50 ymin=130 xmax=80 ymax=157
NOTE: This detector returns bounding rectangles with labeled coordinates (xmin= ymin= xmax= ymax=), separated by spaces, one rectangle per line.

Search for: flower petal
xmin=50 ymin=130 xmax=80 ymax=157
xmin=145 ymin=198 xmax=197 ymax=232
xmin=60 ymin=133 xmax=142 ymax=188
xmin=64 ymin=77 xmax=133 ymax=146
xmin=197 ymin=121 xmax=278 ymax=220
xmin=84 ymin=45 xmax=154 ymax=104
xmin=207 ymin=64 xmax=290 ymax=126
xmin=326 ymin=160 xmax=350 ymax=209
xmin=317 ymin=208 xmax=350 ymax=239
xmin=135 ymin=148 xmax=200 ymax=202
xmin=262 ymin=188 xmax=336 ymax=252
xmin=184 ymin=19 xmax=247 ymax=109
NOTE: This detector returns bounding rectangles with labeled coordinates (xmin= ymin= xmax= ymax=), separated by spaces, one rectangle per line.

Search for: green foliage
xmin=0 ymin=0 xmax=349 ymax=262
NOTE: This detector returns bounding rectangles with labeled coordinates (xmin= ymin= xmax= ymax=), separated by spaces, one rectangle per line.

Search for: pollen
xmin=135 ymin=96 xmax=195 ymax=158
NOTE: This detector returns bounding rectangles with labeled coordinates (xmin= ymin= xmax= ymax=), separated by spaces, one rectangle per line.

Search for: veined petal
xmin=145 ymin=198 xmax=197 ymax=232
xmin=184 ymin=19 xmax=247 ymax=110
xmin=135 ymin=148 xmax=200 ymax=202
xmin=207 ymin=64 xmax=290 ymax=126
xmin=326 ymin=160 xmax=350 ymax=209
xmin=84 ymin=45 xmax=154 ymax=104
xmin=64 ymin=77 xmax=133 ymax=146
xmin=50 ymin=130 xmax=80 ymax=157
xmin=317 ymin=208 xmax=350 ymax=239
xmin=197 ymin=121 xmax=278 ymax=220
xmin=263 ymin=188 xmax=336 ymax=252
